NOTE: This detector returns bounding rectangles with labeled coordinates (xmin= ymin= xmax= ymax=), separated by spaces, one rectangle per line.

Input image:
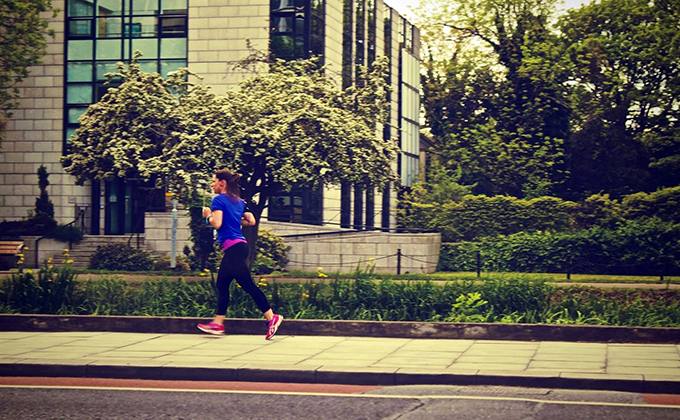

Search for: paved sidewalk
xmin=1 ymin=331 xmax=679 ymax=394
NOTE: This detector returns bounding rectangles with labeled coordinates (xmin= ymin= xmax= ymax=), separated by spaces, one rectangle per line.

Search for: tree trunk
xmin=242 ymin=223 xmax=259 ymax=268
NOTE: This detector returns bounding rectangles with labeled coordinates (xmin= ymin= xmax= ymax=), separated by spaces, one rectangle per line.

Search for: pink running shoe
xmin=266 ymin=314 xmax=283 ymax=340
xmin=197 ymin=321 xmax=224 ymax=335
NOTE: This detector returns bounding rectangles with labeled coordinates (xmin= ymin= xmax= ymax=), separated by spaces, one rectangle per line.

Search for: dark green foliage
xmin=186 ymin=205 xmax=216 ymax=270
xmin=2 ymin=271 xmax=679 ymax=327
xmin=0 ymin=0 xmax=56 ymax=123
xmin=400 ymin=193 xmax=578 ymax=242
xmin=35 ymin=165 xmax=54 ymax=218
xmin=252 ymin=229 xmax=290 ymax=274
xmin=88 ymin=243 xmax=154 ymax=271
xmin=1 ymin=264 xmax=76 ymax=314
xmin=439 ymin=219 xmax=680 ymax=276
xmin=46 ymin=225 xmax=84 ymax=243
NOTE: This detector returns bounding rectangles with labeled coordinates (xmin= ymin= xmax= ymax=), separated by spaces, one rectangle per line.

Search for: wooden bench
xmin=0 ymin=241 xmax=24 ymax=270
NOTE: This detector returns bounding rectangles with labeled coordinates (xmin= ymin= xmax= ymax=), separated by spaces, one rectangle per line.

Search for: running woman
xmin=197 ymin=169 xmax=283 ymax=339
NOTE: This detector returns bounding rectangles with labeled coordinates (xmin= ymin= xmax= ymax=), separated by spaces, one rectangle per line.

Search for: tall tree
xmin=415 ymin=0 xmax=570 ymax=197
xmin=559 ymin=0 xmax=680 ymax=197
xmin=166 ymin=57 xmax=397 ymax=249
xmin=0 ymin=0 xmax=57 ymax=142
xmin=63 ymin=55 xmax=398 ymax=257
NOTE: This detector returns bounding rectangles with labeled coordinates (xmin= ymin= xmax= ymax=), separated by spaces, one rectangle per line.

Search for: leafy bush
xmin=439 ymin=218 xmax=680 ymax=276
xmin=252 ymin=229 xmax=290 ymax=274
xmin=1 ymin=255 xmax=76 ymax=314
xmin=400 ymin=194 xmax=578 ymax=241
xmin=46 ymin=225 xmax=84 ymax=243
xmin=153 ymin=255 xmax=191 ymax=272
xmin=2 ymin=273 xmax=680 ymax=327
xmin=88 ymin=243 xmax=154 ymax=271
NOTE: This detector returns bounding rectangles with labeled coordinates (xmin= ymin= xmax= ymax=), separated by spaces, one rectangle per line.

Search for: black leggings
xmin=215 ymin=242 xmax=271 ymax=315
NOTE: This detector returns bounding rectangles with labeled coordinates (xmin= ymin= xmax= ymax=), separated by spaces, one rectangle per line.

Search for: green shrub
xmin=252 ymin=229 xmax=290 ymax=274
xmin=1 ymin=261 xmax=76 ymax=314
xmin=47 ymin=225 xmax=84 ymax=243
xmin=153 ymin=254 xmax=191 ymax=272
xmin=88 ymin=243 xmax=154 ymax=271
xmin=439 ymin=218 xmax=680 ymax=276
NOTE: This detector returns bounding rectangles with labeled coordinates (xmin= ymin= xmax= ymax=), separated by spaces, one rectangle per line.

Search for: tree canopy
xmin=413 ymin=0 xmax=679 ymax=200
xmin=0 ymin=0 xmax=56 ymax=139
xmin=62 ymin=54 xmax=398 ymax=240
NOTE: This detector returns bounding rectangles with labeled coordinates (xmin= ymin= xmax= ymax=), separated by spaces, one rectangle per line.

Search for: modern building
xmin=1 ymin=0 xmax=423 ymax=254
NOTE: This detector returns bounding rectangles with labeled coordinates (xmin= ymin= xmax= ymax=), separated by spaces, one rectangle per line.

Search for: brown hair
xmin=215 ymin=169 xmax=241 ymax=198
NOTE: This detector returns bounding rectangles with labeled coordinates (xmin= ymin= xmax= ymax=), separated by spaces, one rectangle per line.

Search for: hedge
xmin=439 ymin=218 xmax=680 ymax=276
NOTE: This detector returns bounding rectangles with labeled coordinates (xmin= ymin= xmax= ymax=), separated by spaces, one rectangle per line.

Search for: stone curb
xmin=1 ymin=314 xmax=679 ymax=343
xmin=1 ymin=362 xmax=678 ymax=394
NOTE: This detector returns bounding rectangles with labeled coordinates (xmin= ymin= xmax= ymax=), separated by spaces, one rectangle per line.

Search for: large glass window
xmin=271 ymin=0 xmax=324 ymax=60
xmin=64 ymin=0 xmax=188 ymax=152
xmin=400 ymin=51 xmax=420 ymax=186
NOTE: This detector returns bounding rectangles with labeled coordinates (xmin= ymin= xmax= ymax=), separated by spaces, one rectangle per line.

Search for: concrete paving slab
xmin=16 ymin=351 xmax=99 ymax=360
xmin=229 ymin=353 xmax=310 ymax=364
xmin=450 ymin=362 xmax=528 ymax=371
xmin=117 ymin=343 xmax=198 ymax=352
xmin=399 ymin=339 xmax=475 ymax=352
xmin=153 ymin=356 xmax=228 ymax=365
xmin=297 ymin=358 xmax=375 ymax=367
xmin=0 ymin=330 xmax=678 ymax=394
xmin=372 ymin=357 xmax=455 ymax=367
xmin=456 ymin=355 xmax=532 ymax=364
xmin=91 ymin=351 xmax=171 ymax=358
xmin=389 ymin=350 xmax=464 ymax=359
xmin=86 ymin=359 xmax=170 ymax=367
xmin=536 ymin=347 xmax=607 ymax=355
xmin=0 ymin=332 xmax=41 ymax=339
xmin=532 ymin=353 xmax=605 ymax=362
xmin=607 ymin=351 xmax=680 ymax=360
xmin=529 ymin=361 xmax=605 ymax=370
xmin=607 ymin=359 xmax=680 ymax=368
xmin=607 ymin=367 xmax=680 ymax=376
xmin=171 ymin=348 xmax=252 ymax=357
xmin=463 ymin=348 xmax=536 ymax=357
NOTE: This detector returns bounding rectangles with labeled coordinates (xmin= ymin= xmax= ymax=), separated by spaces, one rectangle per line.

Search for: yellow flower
xmin=369 ymin=257 xmax=375 ymax=262
xmin=66 ymin=259 xmax=74 ymax=264
xmin=203 ymin=268 xmax=210 ymax=273
xmin=317 ymin=267 xmax=323 ymax=271
xmin=63 ymin=249 xmax=69 ymax=253
xmin=26 ymin=269 xmax=33 ymax=274
xmin=48 ymin=265 xmax=54 ymax=269
xmin=47 ymin=258 xmax=53 ymax=264
xmin=302 ymin=293 xmax=310 ymax=298
xmin=199 ymin=272 xmax=207 ymax=277
xmin=318 ymin=272 xmax=328 ymax=278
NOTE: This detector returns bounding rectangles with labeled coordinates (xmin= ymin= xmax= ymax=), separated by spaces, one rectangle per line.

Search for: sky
xmin=385 ymin=0 xmax=592 ymax=19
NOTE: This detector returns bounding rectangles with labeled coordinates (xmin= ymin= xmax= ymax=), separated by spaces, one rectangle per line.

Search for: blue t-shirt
xmin=211 ymin=194 xmax=247 ymax=245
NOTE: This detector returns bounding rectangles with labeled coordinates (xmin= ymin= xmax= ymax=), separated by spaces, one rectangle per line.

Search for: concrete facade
xmin=1 ymin=1 xmax=432 ymax=272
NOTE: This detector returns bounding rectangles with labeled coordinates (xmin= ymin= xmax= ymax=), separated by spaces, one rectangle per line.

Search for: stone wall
xmin=282 ymin=231 xmax=441 ymax=274
xmin=144 ymin=212 xmax=193 ymax=256
xmin=144 ymin=215 xmax=441 ymax=274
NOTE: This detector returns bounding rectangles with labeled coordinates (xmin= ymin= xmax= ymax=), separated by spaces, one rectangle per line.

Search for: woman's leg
xmin=229 ymin=243 xmax=272 ymax=314
xmin=197 ymin=252 xmax=234 ymax=335
xmin=212 ymin=251 xmax=235 ymax=324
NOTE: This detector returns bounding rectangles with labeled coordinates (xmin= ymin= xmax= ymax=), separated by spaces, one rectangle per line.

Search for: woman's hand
xmin=202 ymin=207 xmax=211 ymax=218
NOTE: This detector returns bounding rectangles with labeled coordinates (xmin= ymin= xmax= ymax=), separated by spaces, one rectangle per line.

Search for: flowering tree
xmin=63 ymin=54 xmax=398 ymax=257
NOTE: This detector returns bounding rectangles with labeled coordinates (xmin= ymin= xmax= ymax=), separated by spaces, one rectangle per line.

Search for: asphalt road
xmin=1 ymin=379 xmax=679 ymax=420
